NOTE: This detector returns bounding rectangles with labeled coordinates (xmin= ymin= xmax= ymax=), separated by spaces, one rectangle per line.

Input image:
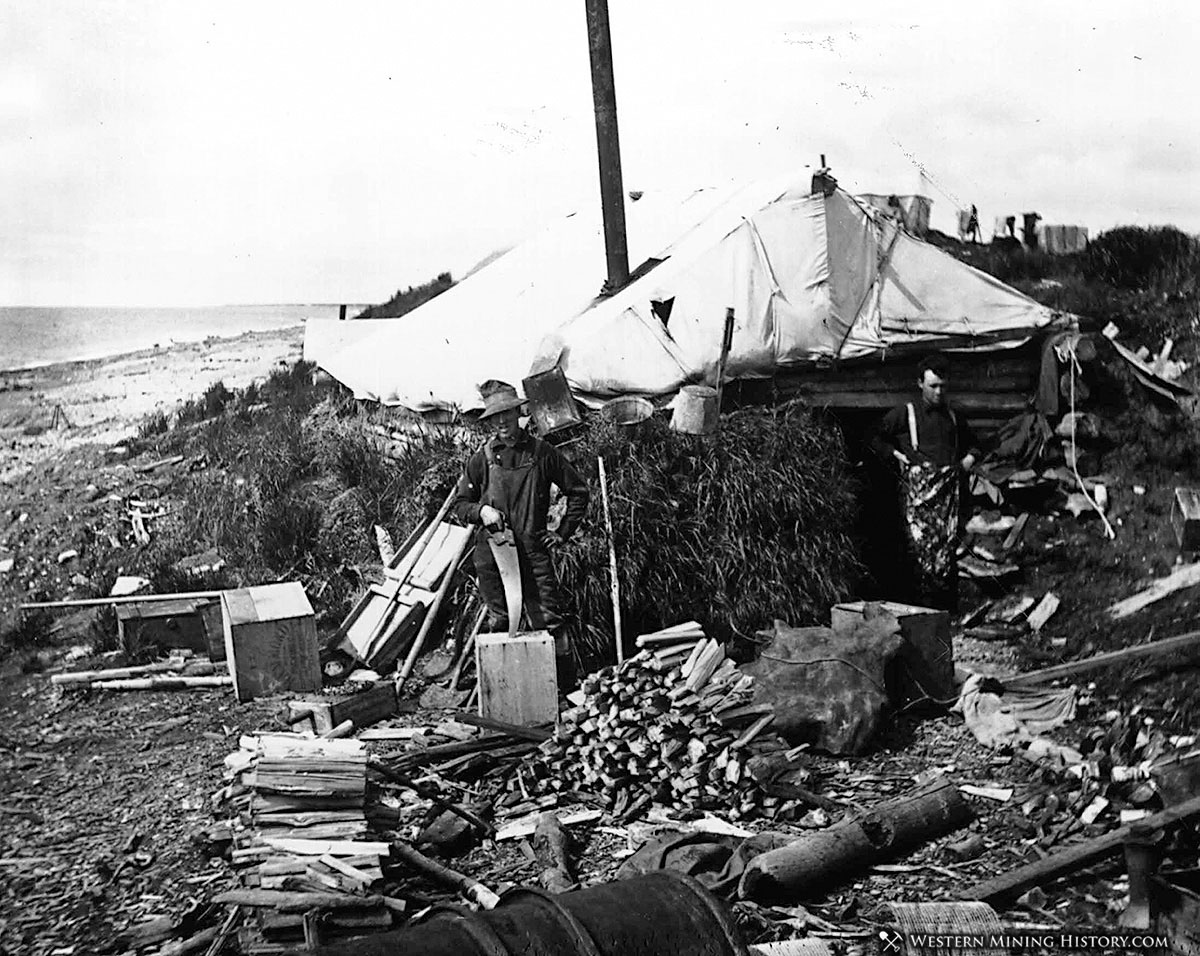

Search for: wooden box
xmin=116 ymin=597 xmax=217 ymax=655
xmin=1172 ymin=488 xmax=1200 ymax=552
xmin=222 ymin=583 xmax=321 ymax=702
xmin=288 ymin=683 xmax=398 ymax=735
xmin=831 ymin=600 xmax=953 ymax=707
xmin=476 ymin=631 xmax=558 ymax=727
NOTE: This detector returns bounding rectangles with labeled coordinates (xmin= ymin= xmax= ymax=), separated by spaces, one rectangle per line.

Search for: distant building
xmin=857 ymin=193 xmax=933 ymax=236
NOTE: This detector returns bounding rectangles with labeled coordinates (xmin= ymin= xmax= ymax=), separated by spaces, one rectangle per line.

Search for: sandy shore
xmin=0 ymin=325 xmax=305 ymax=484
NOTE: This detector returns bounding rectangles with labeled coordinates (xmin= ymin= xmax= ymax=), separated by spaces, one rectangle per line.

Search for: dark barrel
xmin=312 ymin=870 xmax=748 ymax=956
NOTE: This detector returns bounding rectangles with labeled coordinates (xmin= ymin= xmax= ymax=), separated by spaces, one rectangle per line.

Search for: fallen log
xmin=533 ymin=811 xmax=578 ymax=894
xmin=1005 ymin=629 xmax=1200 ymax=688
xmin=51 ymin=659 xmax=189 ymax=684
xmin=738 ymin=778 xmax=972 ymax=901
xmin=390 ymin=840 xmax=500 ymax=909
xmin=90 ymin=675 xmax=232 ymax=691
xmin=212 ymin=888 xmax=382 ymax=912
xmin=963 ymin=792 xmax=1200 ymax=905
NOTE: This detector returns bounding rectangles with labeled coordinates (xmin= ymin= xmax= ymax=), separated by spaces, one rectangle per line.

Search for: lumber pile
xmin=215 ymin=733 xmax=396 ymax=949
xmin=523 ymin=626 xmax=801 ymax=820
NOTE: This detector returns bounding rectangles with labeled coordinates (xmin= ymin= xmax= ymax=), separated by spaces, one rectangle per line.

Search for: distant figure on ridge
xmin=966 ymin=205 xmax=981 ymax=243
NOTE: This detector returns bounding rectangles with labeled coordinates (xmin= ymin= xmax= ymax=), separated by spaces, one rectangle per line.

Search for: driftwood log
xmin=738 ymin=778 xmax=972 ymax=901
xmin=532 ymin=811 xmax=578 ymax=894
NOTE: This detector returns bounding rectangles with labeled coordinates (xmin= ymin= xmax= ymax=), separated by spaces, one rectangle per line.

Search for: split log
xmin=738 ymin=778 xmax=973 ymax=901
xmin=532 ymin=811 xmax=578 ymax=894
xmin=389 ymin=840 xmax=500 ymax=909
xmin=963 ymin=792 xmax=1200 ymax=905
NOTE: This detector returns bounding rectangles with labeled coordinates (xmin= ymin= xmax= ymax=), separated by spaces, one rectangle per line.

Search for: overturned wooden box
xmin=476 ymin=631 xmax=558 ymax=727
xmin=831 ymin=600 xmax=953 ymax=707
xmin=1172 ymin=488 xmax=1200 ymax=552
xmin=222 ymin=583 xmax=320 ymax=702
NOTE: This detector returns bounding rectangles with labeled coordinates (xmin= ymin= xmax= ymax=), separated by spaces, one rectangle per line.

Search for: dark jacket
xmin=451 ymin=429 xmax=589 ymax=538
xmin=872 ymin=399 xmax=980 ymax=469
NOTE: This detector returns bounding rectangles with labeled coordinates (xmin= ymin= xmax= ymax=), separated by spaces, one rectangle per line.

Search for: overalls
xmin=472 ymin=451 xmax=569 ymax=654
xmin=901 ymin=402 xmax=961 ymax=610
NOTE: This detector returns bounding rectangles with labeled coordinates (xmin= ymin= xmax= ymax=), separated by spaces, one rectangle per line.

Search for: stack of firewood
xmin=215 ymin=733 xmax=397 ymax=949
xmin=522 ymin=624 xmax=803 ymax=820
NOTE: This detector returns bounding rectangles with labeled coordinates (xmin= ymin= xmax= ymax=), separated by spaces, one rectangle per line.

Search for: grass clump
xmin=553 ymin=403 xmax=864 ymax=664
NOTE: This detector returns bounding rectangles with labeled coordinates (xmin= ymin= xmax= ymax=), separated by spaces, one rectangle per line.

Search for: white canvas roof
xmin=306 ymin=171 xmax=1064 ymax=414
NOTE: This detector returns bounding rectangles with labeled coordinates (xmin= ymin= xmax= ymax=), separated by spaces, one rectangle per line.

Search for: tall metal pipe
xmin=584 ymin=0 xmax=629 ymax=293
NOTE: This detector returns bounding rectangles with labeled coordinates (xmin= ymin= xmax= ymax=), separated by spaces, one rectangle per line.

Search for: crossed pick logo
xmin=878 ymin=929 xmax=903 ymax=954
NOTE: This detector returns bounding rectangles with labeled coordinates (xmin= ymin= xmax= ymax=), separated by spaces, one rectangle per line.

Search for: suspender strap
xmin=906 ymin=403 xmax=918 ymax=451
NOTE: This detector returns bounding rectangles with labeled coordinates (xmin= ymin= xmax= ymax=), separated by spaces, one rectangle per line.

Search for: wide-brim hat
xmin=478 ymin=380 xmax=527 ymax=419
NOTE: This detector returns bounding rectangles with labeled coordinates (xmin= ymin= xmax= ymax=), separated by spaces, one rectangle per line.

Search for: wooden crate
xmin=288 ymin=683 xmax=398 ymax=734
xmin=831 ymin=600 xmax=953 ymax=707
xmin=116 ymin=598 xmax=217 ymax=655
xmin=222 ymin=583 xmax=320 ymax=702
xmin=476 ymin=631 xmax=558 ymax=727
xmin=1173 ymin=488 xmax=1200 ymax=552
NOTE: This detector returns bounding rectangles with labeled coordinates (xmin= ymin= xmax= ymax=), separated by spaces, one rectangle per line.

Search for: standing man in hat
xmin=452 ymin=380 xmax=589 ymax=691
xmin=871 ymin=356 xmax=980 ymax=611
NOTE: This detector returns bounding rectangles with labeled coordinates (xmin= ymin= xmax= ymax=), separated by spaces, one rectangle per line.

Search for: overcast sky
xmin=2 ymin=2 xmax=1196 ymax=306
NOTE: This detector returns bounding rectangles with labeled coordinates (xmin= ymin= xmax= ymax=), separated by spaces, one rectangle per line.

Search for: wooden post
xmin=584 ymin=0 xmax=629 ymax=293
xmin=714 ymin=306 xmax=735 ymax=419
xmin=598 ymin=456 xmax=623 ymax=663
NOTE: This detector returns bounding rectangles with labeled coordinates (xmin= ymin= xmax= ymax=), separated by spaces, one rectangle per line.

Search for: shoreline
xmin=0 ymin=324 xmax=306 ymax=484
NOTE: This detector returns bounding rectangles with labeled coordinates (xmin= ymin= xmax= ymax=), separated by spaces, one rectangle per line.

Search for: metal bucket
xmin=600 ymin=395 xmax=653 ymax=426
xmin=310 ymin=871 xmax=748 ymax=956
xmin=671 ymin=385 xmax=719 ymax=435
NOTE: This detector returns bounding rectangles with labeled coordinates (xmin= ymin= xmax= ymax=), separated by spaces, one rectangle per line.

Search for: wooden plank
xmin=1005 ymin=629 xmax=1200 ymax=688
xmin=451 ymin=711 xmax=553 ymax=742
xmin=1001 ymin=513 xmax=1031 ymax=552
xmin=963 ymin=793 xmax=1200 ymax=905
xmin=1108 ymin=563 xmax=1200 ymax=619
xmin=476 ymin=632 xmax=558 ymax=727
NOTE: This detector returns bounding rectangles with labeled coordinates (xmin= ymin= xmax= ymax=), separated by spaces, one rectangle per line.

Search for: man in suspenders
xmin=452 ymin=380 xmax=590 ymax=691
xmin=872 ymin=356 xmax=980 ymax=611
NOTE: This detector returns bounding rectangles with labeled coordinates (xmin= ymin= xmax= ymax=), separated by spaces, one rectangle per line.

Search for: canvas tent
xmin=305 ymin=170 xmax=1066 ymax=415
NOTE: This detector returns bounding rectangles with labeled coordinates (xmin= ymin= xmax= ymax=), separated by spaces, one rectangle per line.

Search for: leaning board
xmin=475 ymin=631 xmax=558 ymax=727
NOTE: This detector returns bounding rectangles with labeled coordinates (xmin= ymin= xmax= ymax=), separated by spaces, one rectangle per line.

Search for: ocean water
xmin=0 ymin=304 xmax=367 ymax=371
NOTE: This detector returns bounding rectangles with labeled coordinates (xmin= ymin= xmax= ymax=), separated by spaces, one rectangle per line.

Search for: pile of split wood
xmin=523 ymin=623 xmax=802 ymax=819
xmin=214 ymin=733 xmax=400 ymax=949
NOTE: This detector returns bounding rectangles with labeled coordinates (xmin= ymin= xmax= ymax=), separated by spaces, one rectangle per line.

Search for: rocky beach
xmin=0 ymin=325 xmax=305 ymax=485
